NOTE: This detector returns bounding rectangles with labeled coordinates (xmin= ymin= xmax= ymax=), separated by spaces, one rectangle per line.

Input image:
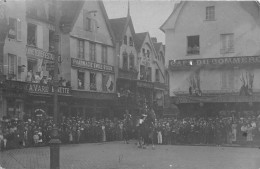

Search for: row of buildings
xmin=0 ymin=0 xmax=168 ymax=120
xmin=161 ymin=1 xmax=260 ymax=117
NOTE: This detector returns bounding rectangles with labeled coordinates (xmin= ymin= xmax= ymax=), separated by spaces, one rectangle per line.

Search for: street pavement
xmin=1 ymin=141 xmax=260 ymax=169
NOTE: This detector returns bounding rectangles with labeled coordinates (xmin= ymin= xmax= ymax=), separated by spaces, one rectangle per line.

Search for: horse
xmin=136 ymin=109 xmax=156 ymax=149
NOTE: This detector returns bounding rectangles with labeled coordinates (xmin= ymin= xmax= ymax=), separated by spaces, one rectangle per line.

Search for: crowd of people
xmin=0 ymin=112 xmax=260 ymax=151
xmin=153 ymin=116 xmax=260 ymax=146
xmin=0 ymin=115 xmax=126 ymax=151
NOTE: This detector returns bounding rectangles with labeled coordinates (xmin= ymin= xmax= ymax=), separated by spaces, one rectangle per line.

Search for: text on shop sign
xmin=169 ymin=55 xmax=260 ymax=68
xmin=71 ymin=58 xmax=114 ymax=72
xmin=26 ymin=46 xmax=61 ymax=62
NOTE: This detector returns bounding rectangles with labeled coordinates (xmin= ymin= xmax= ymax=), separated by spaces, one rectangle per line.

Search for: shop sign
xmin=174 ymin=95 xmax=260 ymax=104
xmin=26 ymin=46 xmax=61 ymax=62
xmin=169 ymin=55 xmax=260 ymax=69
xmin=136 ymin=81 xmax=154 ymax=89
xmin=71 ymin=58 xmax=114 ymax=72
xmin=28 ymin=83 xmax=70 ymax=95
xmin=3 ymin=80 xmax=71 ymax=96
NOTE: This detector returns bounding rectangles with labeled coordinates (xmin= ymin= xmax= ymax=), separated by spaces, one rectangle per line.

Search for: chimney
xmin=151 ymin=37 xmax=157 ymax=43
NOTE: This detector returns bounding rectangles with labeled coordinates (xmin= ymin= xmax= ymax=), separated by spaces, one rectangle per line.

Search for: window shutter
xmin=17 ymin=19 xmax=22 ymax=41
xmin=3 ymin=54 xmax=7 ymax=75
xmin=17 ymin=56 xmax=21 ymax=80
xmin=37 ymin=25 xmax=43 ymax=49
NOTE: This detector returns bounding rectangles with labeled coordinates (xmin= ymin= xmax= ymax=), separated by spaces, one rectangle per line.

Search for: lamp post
xmin=49 ymin=0 xmax=61 ymax=169
xmin=0 ymin=1 xmax=8 ymax=118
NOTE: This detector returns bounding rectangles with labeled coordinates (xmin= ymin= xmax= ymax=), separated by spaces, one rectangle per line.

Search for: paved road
xmin=1 ymin=141 xmax=260 ymax=169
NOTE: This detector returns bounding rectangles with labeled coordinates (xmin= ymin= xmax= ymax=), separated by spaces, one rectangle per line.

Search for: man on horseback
xmin=136 ymin=105 xmax=157 ymax=149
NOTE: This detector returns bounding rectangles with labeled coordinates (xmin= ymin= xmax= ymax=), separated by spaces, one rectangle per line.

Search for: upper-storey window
xmin=8 ymin=18 xmax=22 ymax=41
xmin=27 ymin=23 xmax=37 ymax=47
xmin=124 ymin=35 xmax=127 ymax=45
xmin=78 ymin=39 xmax=84 ymax=59
xmin=129 ymin=53 xmax=135 ymax=70
xmin=129 ymin=37 xmax=133 ymax=46
xmin=89 ymin=42 xmax=96 ymax=62
xmin=147 ymin=50 xmax=150 ymax=58
xmin=187 ymin=35 xmax=199 ymax=55
xmin=220 ymin=33 xmax=234 ymax=53
xmin=206 ymin=6 xmax=215 ymax=21
xmin=142 ymin=48 xmax=145 ymax=57
xmin=122 ymin=52 xmax=128 ymax=70
xmin=102 ymin=45 xmax=108 ymax=64
xmin=155 ymin=69 xmax=160 ymax=82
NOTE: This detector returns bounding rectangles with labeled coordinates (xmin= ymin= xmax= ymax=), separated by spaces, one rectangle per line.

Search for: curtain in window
xmin=78 ymin=71 xmax=84 ymax=89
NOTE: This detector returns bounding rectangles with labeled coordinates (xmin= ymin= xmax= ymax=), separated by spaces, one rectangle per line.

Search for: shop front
xmin=70 ymin=90 xmax=117 ymax=120
xmin=173 ymin=94 xmax=260 ymax=117
xmin=0 ymin=80 xmax=71 ymax=120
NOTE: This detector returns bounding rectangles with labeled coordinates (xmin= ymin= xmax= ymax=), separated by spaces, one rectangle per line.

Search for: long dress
xmin=231 ymin=123 xmax=237 ymax=142
xmin=246 ymin=126 xmax=253 ymax=142
xmin=102 ymin=125 xmax=106 ymax=142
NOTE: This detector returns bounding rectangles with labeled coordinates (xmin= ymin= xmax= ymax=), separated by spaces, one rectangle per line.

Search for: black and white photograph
xmin=0 ymin=0 xmax=260 ymax=169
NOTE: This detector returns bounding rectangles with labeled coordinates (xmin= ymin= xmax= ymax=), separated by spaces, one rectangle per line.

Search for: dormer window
xmin=124 ymin=35 xmax=127 ymax=45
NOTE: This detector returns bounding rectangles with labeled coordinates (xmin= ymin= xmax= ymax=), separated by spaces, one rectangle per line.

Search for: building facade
xmin=0 ymin=0 xmax=73 ymax=120
xmin=60 ymin=0 xmax=117 ymax=119
xmin=110 ymin=6 xmax=167 ymax=117
xmin=161 ymin=1 xmax=260 ymax=116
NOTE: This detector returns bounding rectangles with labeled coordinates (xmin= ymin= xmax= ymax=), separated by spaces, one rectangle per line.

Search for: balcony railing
xmin=118 ymin=68 xmax=138 ymax=80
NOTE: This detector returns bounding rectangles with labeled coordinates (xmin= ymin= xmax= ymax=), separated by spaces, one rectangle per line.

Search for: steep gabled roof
xmin=59 ymin=0 xmax=115 ymax=46
xmin=98 ymin=1 xmax=116 ymax=46
xmin=59 ymin=1 xmax=85 ymax=33
xmin=160 ymin=1 xmax=185 ymax=33
xmin=153 ymin=42 xmax=163 ymax=54
xmin=134 ymin=32 xmax=148 ymax=52
xmin=109 ymin=17 xmax=128 ymax=41
xmin=160 ymin=1 xmax=260 ymax=33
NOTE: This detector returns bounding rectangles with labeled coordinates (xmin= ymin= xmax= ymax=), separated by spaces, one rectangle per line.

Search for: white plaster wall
xmin=164 ymin=1 xmax=260 ymax=96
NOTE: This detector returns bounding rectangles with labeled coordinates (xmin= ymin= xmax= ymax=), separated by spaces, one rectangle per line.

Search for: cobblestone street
xmin=1 ymin=141 xmax=260 ymax=169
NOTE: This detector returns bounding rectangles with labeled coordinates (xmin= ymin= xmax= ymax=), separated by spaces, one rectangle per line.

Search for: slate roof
xmin=109 ymin=17 xmax=128 ymax=41
xmin=134 ymin=32 xmax=147 ymax=52
xmin=153 ymin=42 xmax=162 ymax=54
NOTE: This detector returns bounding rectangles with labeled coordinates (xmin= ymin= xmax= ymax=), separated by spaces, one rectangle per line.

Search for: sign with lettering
xmin=71 ymin=58 xmax=114 ymax=72
xmin=3 ymin=80 xmax=71 ymax=96
xmin=26 ymin=46 xmax=61 ymax=62
xmin=169 ymin=55 xmax=260 ymax=69
xmin=28 ymin=83 xmax=70 ymax=95
xmin=173 ymin=95 xmax=260 ymax=104
xmin=136 ymin=81 xmax=154 ymax=89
